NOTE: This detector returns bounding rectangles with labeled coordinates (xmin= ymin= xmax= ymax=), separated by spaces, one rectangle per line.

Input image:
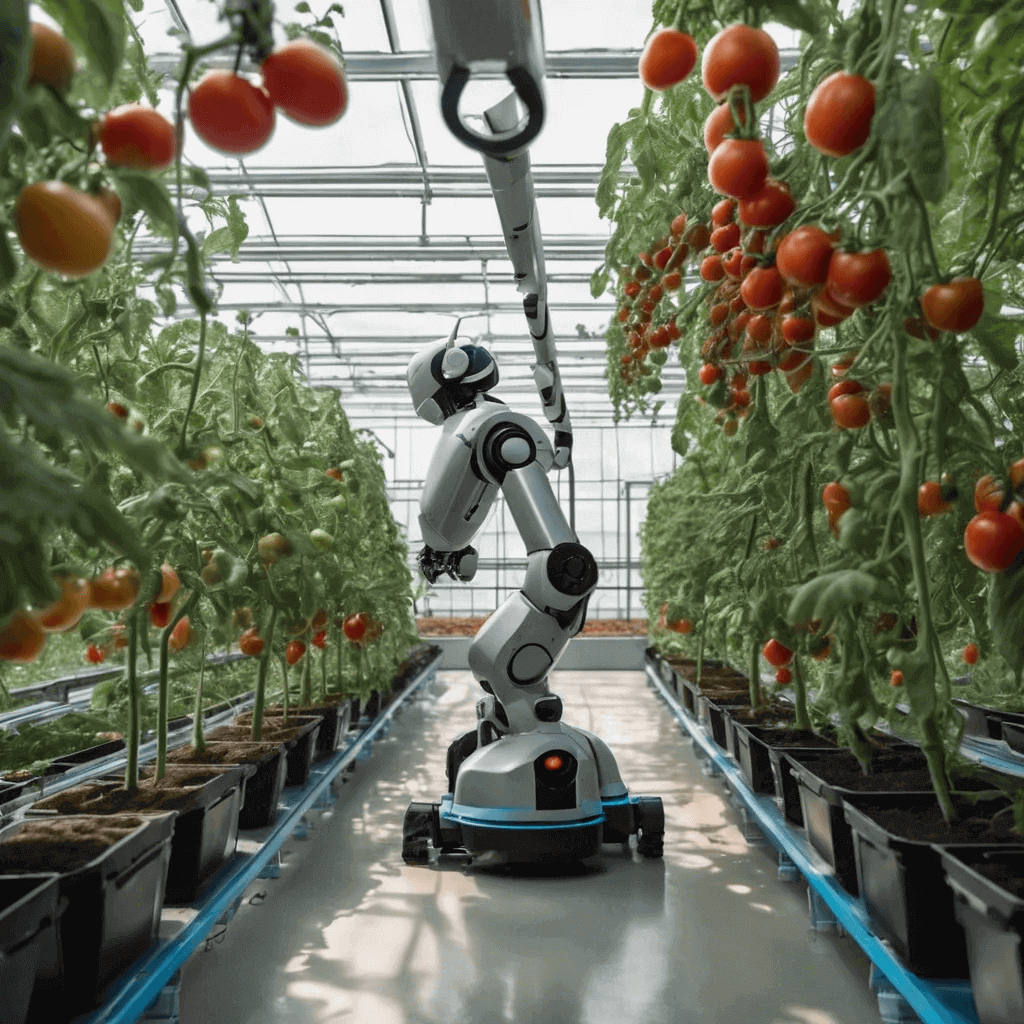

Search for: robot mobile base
xmin=402 ymin=722 xmax=665 ymax=867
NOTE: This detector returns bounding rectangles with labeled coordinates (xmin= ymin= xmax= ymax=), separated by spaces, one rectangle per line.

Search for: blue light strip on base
xmin=72 ymin=654 xmax=442 ymax=1024
xmin=643 ymin=656 xmax=981 ymax=1024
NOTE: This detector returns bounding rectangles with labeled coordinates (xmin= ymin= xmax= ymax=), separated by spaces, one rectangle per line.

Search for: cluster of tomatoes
xmin=13 ymin=24 xmax=346 ymax=281
xmin=963 ymin=461 xmax=1024 ymax=574
xmin=188 ymin=38 xmax=347 ymax=156
xmin=627 ymin=22 xmax=988 ymax=435
xmin=656 ymin=603 xmax=693 ymax=634
xmin=0 ymin=562 xmax=187 ymax=666
xmin=241 ymin=609 xmax=381 ymax=667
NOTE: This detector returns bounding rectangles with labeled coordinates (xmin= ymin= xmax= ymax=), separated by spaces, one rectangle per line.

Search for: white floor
xmin=176 ymin=670 xmax=885 ymax=1024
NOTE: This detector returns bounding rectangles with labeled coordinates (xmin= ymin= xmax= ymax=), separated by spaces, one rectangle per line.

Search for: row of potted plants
xmin=0 ymin=640 xmax=439 ymax=1024
xmin=649 ymin=645 xmax=1024 ymax=1022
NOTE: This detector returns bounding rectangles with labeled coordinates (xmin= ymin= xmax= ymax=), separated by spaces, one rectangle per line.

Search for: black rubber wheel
xmin=402 ymin=802 xmax=437 ymax=864
xmin=446 ymin=728 xmax=479 ymax=794
xmin=635 ymin=796 xmax=665 ymax=859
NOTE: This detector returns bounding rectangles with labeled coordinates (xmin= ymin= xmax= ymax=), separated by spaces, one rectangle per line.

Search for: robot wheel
xmin=635 ymin=796 xmax=665 ymax=859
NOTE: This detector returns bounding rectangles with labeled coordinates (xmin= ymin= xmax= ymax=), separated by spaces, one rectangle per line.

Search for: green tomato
xmin=310 ymin=529 xmax=334 ymax=551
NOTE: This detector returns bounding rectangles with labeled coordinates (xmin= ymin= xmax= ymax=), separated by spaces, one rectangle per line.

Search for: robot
xmin=400 ymin=0 xmax=665 ymax=866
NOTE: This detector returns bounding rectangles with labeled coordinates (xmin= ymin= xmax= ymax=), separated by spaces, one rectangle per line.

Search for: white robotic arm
xmin=424 ymin=0 xmax=573 ymax=469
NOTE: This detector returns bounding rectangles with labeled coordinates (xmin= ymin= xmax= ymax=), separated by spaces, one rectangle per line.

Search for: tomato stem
xmin=192 ymin=635 xmax=207 ymax=753
xmin=300 ymin=637 xmax=313 ymax=705
xmin=251 ymin=606 xmax=278 ymax=742
xmin=905 ymin=176 xmax=942 ymax=281
xmin=124 ymin=612 xmax=140 ymax=793
xmin=748 ymin=637 xmax=762 ymax=709
xmin=177 ymin=311 xmax=207 ymax=457
xmin=791 ymin=655 xmax=811 ymax=729
xmin=157 ymin=589 xmax=200 ymax=781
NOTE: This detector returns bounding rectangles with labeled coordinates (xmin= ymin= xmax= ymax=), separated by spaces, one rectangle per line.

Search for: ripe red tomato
xmin=827 ymin=379 xmax=865 ymax=403
xmin=737 ymin=181 xmax=795 ymax=228
xmin=964 ymin=512 xmax=1024 ymax=572
xmin=710 ymin=223 xmax=740 ymax=253
xmin=28 ymin=23 xmax=76 ymax=92
xmin=702 ymin=23 xmax=780 ymax=103
xmin=698 ymin=363 xmax=722 ymax=385
xmin=685 ymin=224 xmax=711 ymax=251
xmin=703 ymin=101 xmax=747 ymax=153
xmin=740 ymin=265 xmax=784 ymax=310
xmin=149 ymin=601 xmax=171 ymax=629
xmin=638 ymin=28 xmax=698 ymax=90
xmin=775 ymin=667 xmax=792 ymax=685
xmin=663 ymin=271 xmax=683 ymax=291
xmin=918 ymin=481 xmax=953 ymax=518
xmin=762 ymin=638 xmax=792 ymax=667
xmin=722 ymin=247 xmax=744 ymax=279
xmin=648 ymin=283 xmax=664 ymax=303
xmin=34 ymin=576 xmax=90 ymax=632
xmin=239 ymin=628 xmax=265 ymax=657
xmin=775 ymin=225 xmax=834 ymax=288
xmin=261 ymin=39 xmax=348 ymax=126
xmin=89 ymin=567 xmax=141 ymax=611
xmin=99 ymin=106 xmax=176 ymax=170
xmin=711 ymin=199 xmax=736 ymax=227
xmin=343 ymin=613 xmax=369 ymax=643
xmin=890 ymin=670 xmax=903 ymax=688
xmin=168 ymin=616 xmax=193 ymax=652
xmin=671 ymin=212 xmax=688 ymax=234
xmin=811 ymin=290 xmax=854 ymax=327
xmin=804 ymin=72 xmax=876 ymax=157
xmin=707 ymin=138 xmax=769 ymax=198
xmin=700 ymin=255 xmax=725 ymax=281
xmin=668 ymin=618 xmax=693 ymax=634
xmin=86 ymin=644 xmax=106 ymax=665
xmin=781 ymin=316 xmax=816 ymax=345
xmin=15 ymin=182 xmax=114 ymax=279
xmin=0 ymin=612 xmax=47 ymax=663
xmin=746 ymin=314 xmax=772 ymax=345
xmin=189 ymin=71 xmax=275 ymax=155
xmin=826 ymin=249 xmax=891 ymax=307
xmin=822 ymin=482 xmax=852 ymax=515
xmin=830 ymin=394 xmax=871 ymax=429
xmin=920 ymin=277 xmax=985 ymax=333
xmin=963 ymin=642 xmax=980 ymax=665
xmin=106 ymin=401 xmax=129 ymax=419
xmin=974 ymin=475 xmax=1004 ymax=514
xmin=286 ymin=640 xmax=307 ymax=665
xmin=312 ymin=630 xmax=328 ymax=649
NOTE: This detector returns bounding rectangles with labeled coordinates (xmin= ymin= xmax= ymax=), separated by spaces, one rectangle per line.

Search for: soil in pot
xmin=215 ymin=717 xmax=321 ymax=788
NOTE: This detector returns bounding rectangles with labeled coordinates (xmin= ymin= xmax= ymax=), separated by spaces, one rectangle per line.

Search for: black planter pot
xmin=950 ymin=697 xmax=1024 ymax=742
xmin=0 ymin=765 xmax=73 ymax=806
xmin=52 ymin=737 xmax=127 ymax=770
xmin=348 ymin=697 xmax=361 ymax=729
xmin=31 ymin=766 xmax=251 ymax=905
xmin=0 ymin=813 xmax=174 ymax=1022
xmin=217 ymin=717 xmax=321 ymax=789
xmin=789 ymin=748 xmax=967 ymax=897
xmin=0 ymin=873 xmax=62 ymax=1024
xmin=940 ymin=846 xmax=1024 ymax=1024
xmin=361 ymin=691 xmax=382 ymax=724
xmin=843 ymin=792 xmax=1023 ymax=979
xmin=259 ymin=704 xmax=345 ymax=761
xmin=238 ymin=747 xmax=288 ymax=829
xmin=698 ymin=695 xmax=750 ymax=752
xmin=732 ymin=724 xmax=783 ymax=795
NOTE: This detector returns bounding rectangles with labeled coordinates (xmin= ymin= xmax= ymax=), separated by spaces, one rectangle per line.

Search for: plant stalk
xmin=191 ymin=635 xmax=207 ymax=753
xmin=157 ymin=590 xmax=200 ymax=781
xmin=251 ymin=607 xmax=278 ymax=742
xmin=124 ymin=613 xmax=140 ymax=792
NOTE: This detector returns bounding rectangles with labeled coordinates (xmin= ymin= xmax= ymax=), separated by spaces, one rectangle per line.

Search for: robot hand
xmin=419 ymin=545 xmax=478 ymax=584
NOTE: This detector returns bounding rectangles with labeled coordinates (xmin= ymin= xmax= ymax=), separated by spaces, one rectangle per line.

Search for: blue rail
xmin=643 ymin=657 xmax=983 ymax=1024
xmin=70 ymin=654 xmax=441 ymax=1024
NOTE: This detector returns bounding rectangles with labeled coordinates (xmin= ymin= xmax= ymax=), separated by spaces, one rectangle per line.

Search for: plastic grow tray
xmin=0 ymin=872 xmax=62 ymax=1024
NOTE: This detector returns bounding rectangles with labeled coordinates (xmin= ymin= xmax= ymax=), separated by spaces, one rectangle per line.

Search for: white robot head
xmin=407 ymin=320 xmax=499 ymax=424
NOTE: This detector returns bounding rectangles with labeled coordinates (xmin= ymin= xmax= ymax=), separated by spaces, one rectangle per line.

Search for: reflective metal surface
xmin=178 ymin=671 xmax=885 ymax=1024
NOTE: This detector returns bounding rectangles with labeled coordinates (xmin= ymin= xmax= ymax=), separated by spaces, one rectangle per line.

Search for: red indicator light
xmin=543 ymin=755 xmax=563 ymax=771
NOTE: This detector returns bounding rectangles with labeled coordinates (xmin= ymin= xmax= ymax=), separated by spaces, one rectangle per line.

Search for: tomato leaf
xmin=36 ymin=0 xmax=126 ymax=90
xmin=112 ymin=171 xmax=176 ymax=233
xmin=753 ymin=0 xmax=817 ymax=36
xmin=989 ymin=559 xmax=1024 ymax=675
xmin=0 ymin=0 xmax=29 ymax=148
xmin=970 ymin=310 xmax=1020 ymax=371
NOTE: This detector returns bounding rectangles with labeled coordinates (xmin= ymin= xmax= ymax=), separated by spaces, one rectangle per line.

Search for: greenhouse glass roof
xmin=119 ymin=0 xmax=801 ymax=428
